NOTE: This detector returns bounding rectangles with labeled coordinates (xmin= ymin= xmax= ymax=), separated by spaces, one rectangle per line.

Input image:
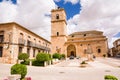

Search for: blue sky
xmin=0 ymin=0 xmax=16 ymax=4
xmin=54 ymin=0 xmax=81 ymax=20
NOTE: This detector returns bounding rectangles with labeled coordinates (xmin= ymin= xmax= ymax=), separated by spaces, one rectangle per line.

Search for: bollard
xmin=29 ymin=60 xmax=32 ymax=66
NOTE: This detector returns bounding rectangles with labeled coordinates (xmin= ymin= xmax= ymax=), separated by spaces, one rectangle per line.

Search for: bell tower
xmin=51 ymin=7 xmax=67 ymax=54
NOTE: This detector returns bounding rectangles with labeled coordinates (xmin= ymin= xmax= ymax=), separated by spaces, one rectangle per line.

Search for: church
xmin=51 ymin=8 xmax=108 ymax=57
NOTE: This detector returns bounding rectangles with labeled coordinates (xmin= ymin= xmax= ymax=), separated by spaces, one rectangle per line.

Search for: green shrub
xmin=21 ymin=59 xmax=30 ymax=65
xmin=61 ymin=54 xmax=65 ymax=59
xmin=48 ymin=54 xmax=52 ymax=59
xmin=81 ymin=61 xmax=86 ymax=64
xmin=52 ymin=53 xmax=61 ymax=60
xmin=104 ymin=75 xmax=118 ymax=80
xmin=36 ymin=53 xmax=49 ymax=62
xmin=32 ymin=60 xmax=44 ymax=66
xmin=18 ymin=53 xmax=29 ymax=62
xmin=11 ymin=64 xmax=27 ymax=80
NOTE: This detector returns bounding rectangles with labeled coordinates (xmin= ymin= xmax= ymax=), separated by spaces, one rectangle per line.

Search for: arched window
xmin=98 ymin=49 xmax=101 ymax=53
xmin=19 ymin=33 xmax=24 ymax=44
xmin=20 ymin=33 xmax=23 ymax=38
xmin=56 ymin=14 xmax=59 ymax=19
xmin=57 ymin=32 xmax=59 ymax=36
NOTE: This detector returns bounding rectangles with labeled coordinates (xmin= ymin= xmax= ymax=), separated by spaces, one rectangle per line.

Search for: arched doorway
xmin=67 ymin=45 xmax=76 ymax=57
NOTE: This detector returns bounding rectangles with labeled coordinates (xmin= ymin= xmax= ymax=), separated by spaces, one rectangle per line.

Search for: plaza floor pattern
xmin=0 ymin=58 xmax=120 ymax=80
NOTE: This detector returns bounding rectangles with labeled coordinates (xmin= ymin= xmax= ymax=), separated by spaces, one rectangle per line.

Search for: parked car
xmin=116 ymin=53 xmax=120 ymax=58
xmin=69 ymin=56 xmax=74 ymax=59
xmin=76 ymin=56 xmax=80 ymax=59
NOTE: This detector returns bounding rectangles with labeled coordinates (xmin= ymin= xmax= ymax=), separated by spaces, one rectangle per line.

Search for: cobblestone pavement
xmin=0 ymin=58 xmax=120 ymax=80
xmin=96 ymin=58 xmax=120 ymax=68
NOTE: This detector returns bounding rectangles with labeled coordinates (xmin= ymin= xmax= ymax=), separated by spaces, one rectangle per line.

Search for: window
xmin=27 ymin=40 xmax=31 ymax=46
xmin=0 ymin=35 xmax=4 ymax=42
xmin=0 ymin=47 xmax=3 ymax=57
xmin=39 ymin=40 xmax=41 ymax=43
xmin=84 ymin=49 xmax=87 ymax=54
xmin=98 ymin=49 xmax=101 ymax=53
xmin=27 ymin=48 xmax=30 ymax=56
xmin=33 ymin=49 xmax=35 ymax=57
xmin=38 ymin=50 xmax=40 ymax=53
xmin=88 ymin=44 xmax=90 ymax=46
xmin=0 ymin=31 xmax=4 ymax=43
xmin=57 ymin=32 xmax=59 ymax=36
xmin=28 ymin=36 xmax=31 ymax=38
xmin=19 ymin=33 xmax=24 ymax=44
xmin=56 ymin=14 xmax=59 ymax=19
xmin=19 ymin=47 xmax=22 ymax=54
xmin=71 ymin=35 xmax=74 ymax=37
xmin=84 ymin=34 xmax=86 ymax=36
xmin=34 ymin=38 xmax=36 ymax=45
xmin=20 ymin=33 xmax=23 ymax=38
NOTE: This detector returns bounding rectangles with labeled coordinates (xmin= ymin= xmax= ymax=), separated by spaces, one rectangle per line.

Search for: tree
xmin=36 ymin=53 xmax=49 ymax=62
xmin=18 ymin=53 xmax=29 ymax=62
xmin=11 ymin=64 xmax=27 ymax=80
xmin=52 ymin=53 xmax=61 ymax=60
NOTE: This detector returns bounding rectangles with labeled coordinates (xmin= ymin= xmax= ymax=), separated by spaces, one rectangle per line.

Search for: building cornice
xmin=0 ymin=22 xmax=51 ymax=44
xmin=51 ymin=20 xmax=67 ymax=25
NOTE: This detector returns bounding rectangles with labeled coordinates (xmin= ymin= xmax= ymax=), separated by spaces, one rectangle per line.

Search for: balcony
xmin=32 ymin=43 xmax=38 ymax=48
xmin=34 ymin=43 xmax=50 ymax=51
xmin=18 ymin=38 xmax=25 ymax=45
xmin=36 ymin=44 xmax=45 ymax=49
xmin=25 ymin=41 xmax=51 ymax=51
xmin=0 ymin=35 xmax=4 ymax=43
xmin=27 ymin=40 xmax=33 ymax=47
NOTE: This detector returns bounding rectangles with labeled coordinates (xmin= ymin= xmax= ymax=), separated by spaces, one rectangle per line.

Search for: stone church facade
xmin=51 ymin=8 xmax=108 ymax=57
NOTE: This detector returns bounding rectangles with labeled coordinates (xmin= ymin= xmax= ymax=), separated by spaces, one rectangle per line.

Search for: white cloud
xmin=0 ymin=0 xmax=17 ymax=22
xmin=0 ymin=0 xmax=55 ymax=40
xmin=64 ymin=0 xmax=79 ymax=4
xmin=67 ymin=0 xmax=120 ymax=48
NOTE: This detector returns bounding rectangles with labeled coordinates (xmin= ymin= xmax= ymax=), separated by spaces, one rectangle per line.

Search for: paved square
xmin=0 ymin=58 xmax=120 ymax=80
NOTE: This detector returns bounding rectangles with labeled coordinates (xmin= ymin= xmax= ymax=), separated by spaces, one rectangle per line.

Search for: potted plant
xmin=80 ymin=61 xmax=87 ymax=67
xmin=104 ymin=75 xmax=118 ymax=80
xmin=11 ymin=64 xmax=27 ymax=80
xmin=103 ymin=54 xmax=106 ymax=58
